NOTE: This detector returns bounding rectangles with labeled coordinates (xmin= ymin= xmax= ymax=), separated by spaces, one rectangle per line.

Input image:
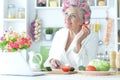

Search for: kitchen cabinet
xmin=3 ymin=0 xmax=28 ymax=33
xmin=35 ymin=0 xmax=109 ymax=9
xmin=117 ymin=0 xmax=120 ymax=51
xmin=1 ymin=0 xmax=32 ymax=53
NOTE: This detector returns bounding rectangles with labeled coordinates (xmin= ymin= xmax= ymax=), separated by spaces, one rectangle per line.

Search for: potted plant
xmin=45 ymin=27 xmax=53 ymax=40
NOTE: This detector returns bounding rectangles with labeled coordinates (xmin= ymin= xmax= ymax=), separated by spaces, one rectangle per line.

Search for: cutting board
xmin=48 ymin=71 xmax=77 ymax=74
xmin=33 ymin=69 xmax=77 ymax=74
xmin=78 ymin=71 xmax=113 ymax=76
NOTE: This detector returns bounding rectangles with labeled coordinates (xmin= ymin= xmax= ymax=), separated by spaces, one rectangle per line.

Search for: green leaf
xmin=20 ymin=45 xmax=28 ymax=49
xmin=11 ymin=48 xmax=17 ymax=52
xmin=0 ymin=41 xmax=8 ymax=50
xmin=45 ymin=28 xmax=53 ymax=34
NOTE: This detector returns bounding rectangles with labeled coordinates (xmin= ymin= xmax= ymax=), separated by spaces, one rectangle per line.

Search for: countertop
xmin=0 ymin=72 xmax=120 ymax=80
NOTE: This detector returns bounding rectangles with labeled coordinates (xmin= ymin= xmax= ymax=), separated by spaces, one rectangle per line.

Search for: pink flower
xmin=0 ymin=31 xmax=32 ymax=52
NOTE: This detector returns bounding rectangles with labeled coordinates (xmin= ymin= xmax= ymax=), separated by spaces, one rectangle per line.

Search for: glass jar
xmin=7 ymin=4 xmax=16 ymax=19
xmin=98 ymin=0 xmax=106 ymax=6
xmin=18 ymin=8 xmax=25 ymax=19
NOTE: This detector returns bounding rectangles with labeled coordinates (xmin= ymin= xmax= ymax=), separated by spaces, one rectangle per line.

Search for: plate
xmin=78 ymin=71 xmax=112 ymax=76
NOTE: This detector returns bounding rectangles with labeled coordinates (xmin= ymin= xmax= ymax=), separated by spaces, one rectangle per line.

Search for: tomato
xmin=85 ymin=65 xmax=96 ymax=71
xmin=82 ymin=24 xmax=88 ymax=30
xmin=61 ymin=66 xmax=71 ymax=72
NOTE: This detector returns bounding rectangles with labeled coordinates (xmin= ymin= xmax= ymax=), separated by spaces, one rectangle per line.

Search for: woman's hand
xmin=77 ymin=24 xmax=90 ymax=43
xmin=50 ymin=59 xmax=61 ymax=69
xmin=75 ymin=25 xmax=90 ymax=52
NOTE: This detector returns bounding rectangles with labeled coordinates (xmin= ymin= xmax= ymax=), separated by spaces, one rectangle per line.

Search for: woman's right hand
xmin=49 ymin=59 xmax=61 ymax=69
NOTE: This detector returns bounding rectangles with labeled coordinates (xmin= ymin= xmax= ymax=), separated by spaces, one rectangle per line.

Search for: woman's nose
xmin=66 ymin=15 xmax=71 ymax=20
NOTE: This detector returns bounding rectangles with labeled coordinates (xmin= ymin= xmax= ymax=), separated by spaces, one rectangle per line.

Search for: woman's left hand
xmin=76 ymin=25 xmax=90 ymax=44
xmin=75 ymin=25 xmax=90 ymax=52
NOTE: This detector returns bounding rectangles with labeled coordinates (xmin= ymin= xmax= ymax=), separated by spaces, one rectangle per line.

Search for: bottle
xmin=109 ymin=51 xmax=116 ymax=70
xmin=94 ymin=23 xmax=101 ymax=32
xmin=7 ymin=4 xmax=16 ymax=19
xmin=18 ymin=8 xmax=25 ymax=19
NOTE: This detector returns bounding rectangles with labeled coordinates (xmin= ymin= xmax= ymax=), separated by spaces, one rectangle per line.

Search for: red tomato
xmin=61 ymin=66 xmax=71 ymax=72
xmin=85 ymin=65 xmax=96 ymax=71
xmin=82 ymin=24 xmax=88 ymax=30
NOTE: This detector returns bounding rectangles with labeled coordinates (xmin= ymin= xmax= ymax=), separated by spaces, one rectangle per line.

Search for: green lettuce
xmin=88 ymin=59 xmax=110 ymax=71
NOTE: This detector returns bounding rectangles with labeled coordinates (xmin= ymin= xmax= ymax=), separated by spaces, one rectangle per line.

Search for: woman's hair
xmin=62 ymin=0 xmax=91 ymax=24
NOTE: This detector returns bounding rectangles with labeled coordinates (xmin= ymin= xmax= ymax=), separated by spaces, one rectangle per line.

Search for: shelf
xmin=90 ymin=6 xmax=109 ymax=9
xmin=4 ymin=18 xmax=26 ymax=22
xmin=35 ymin=7 xmax=62 ymax=9
xmin=118 ymin=42 xmax=120 ymax=45
xmin=35 ymin=6 xmax=109 ymax=10
xmin=117 ymin=18 xmax=120 ymax=20
xmin=3 ymin=0 xmax=27 ymax=35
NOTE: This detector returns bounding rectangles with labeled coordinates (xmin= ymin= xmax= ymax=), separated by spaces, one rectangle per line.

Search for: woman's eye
xmin=65 ymin=12 xmax=68 ymax=16
xmin=64 ymin=12 xmax=77 ymax=18
xmin=71 ymin=14 xmax=77 ymax=18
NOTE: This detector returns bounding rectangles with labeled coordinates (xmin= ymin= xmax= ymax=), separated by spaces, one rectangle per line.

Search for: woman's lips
xmin=65 ymin=21 xmax=72 ymax=25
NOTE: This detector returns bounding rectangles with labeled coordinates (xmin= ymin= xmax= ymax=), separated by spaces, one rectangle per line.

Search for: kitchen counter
xmin=0 ymin=73 xmax=120 ymax=80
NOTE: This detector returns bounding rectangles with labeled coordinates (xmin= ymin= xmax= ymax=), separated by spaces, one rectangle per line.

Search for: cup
xmin=28 ymin=51 xmax=42 ymax=70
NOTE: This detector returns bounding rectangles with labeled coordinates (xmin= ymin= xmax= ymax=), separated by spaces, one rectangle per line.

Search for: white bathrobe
xmin=44 ymin=27 xmax=98 ymax=69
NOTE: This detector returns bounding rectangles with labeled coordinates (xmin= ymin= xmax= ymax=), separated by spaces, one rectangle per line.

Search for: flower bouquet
xmin=0 ymin=31 xmax=32 ymax=52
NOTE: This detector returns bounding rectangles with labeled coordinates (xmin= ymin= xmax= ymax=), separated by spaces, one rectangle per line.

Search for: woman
xmin=44 ymin=0 xmax=98 ymax=69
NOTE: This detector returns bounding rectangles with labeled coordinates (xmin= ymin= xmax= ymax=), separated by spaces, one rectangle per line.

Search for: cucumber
xmin=70 ymin=67 xmax=75 ymax=71
xmin=78 ymin=65 xmax=85 ymax=71
xmin=46 ymin=67 xmax=52 ymax=71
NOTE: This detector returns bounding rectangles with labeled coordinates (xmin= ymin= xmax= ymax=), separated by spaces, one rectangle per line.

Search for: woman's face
xmin=64 ymin=6 xmax=83 ymax=31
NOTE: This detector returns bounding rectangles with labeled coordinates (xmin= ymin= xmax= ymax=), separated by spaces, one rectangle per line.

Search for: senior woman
xmin=44 ymin=0 xmax=98 ymax=69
